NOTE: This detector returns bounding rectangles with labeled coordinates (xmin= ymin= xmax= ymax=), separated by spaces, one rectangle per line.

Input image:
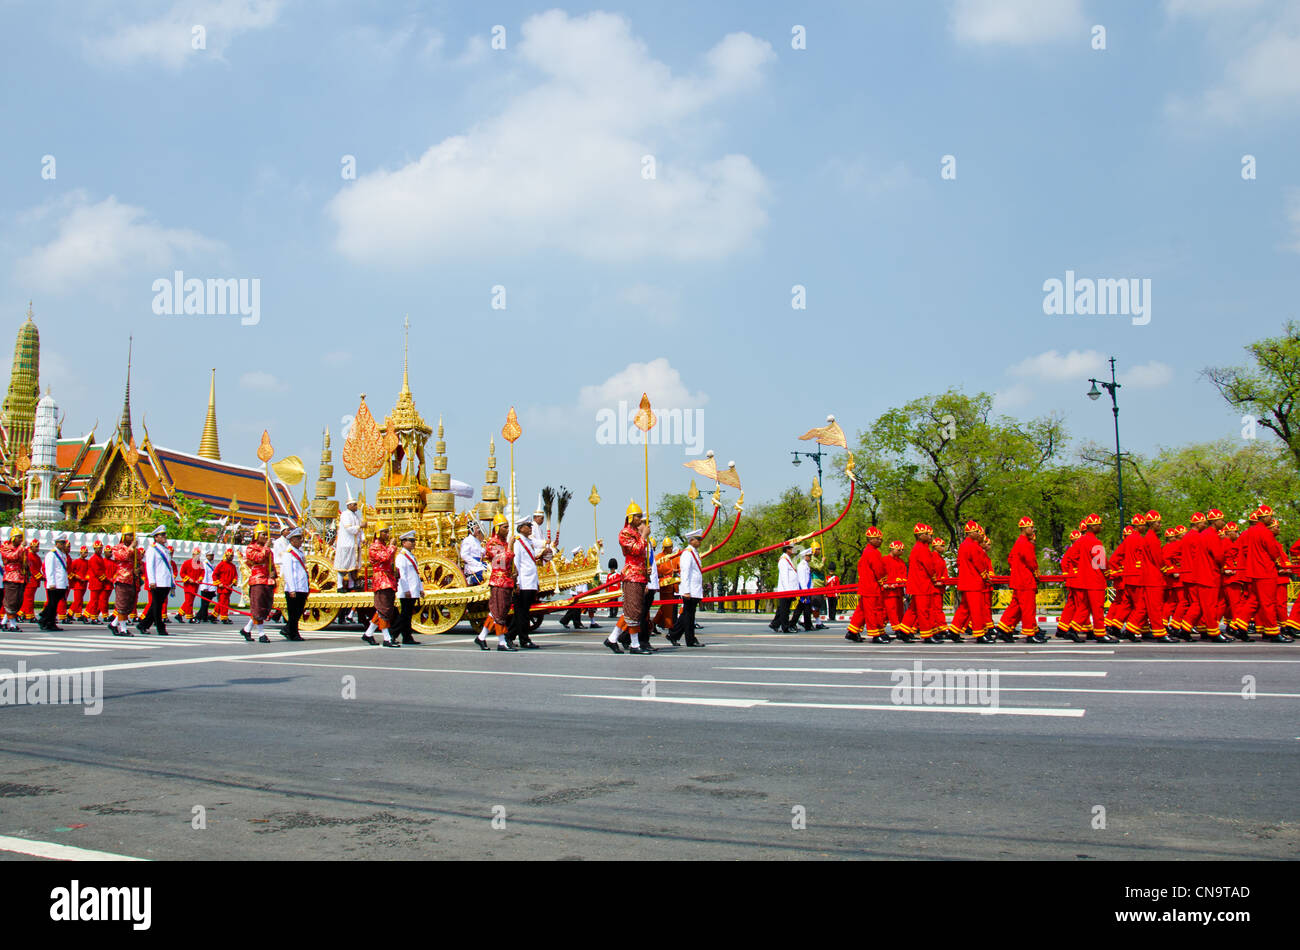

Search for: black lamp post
xmin=791 ymin=446 xmax=824 ymax=527
xmin=1087 ymin=357 xmax=1125 ymax=528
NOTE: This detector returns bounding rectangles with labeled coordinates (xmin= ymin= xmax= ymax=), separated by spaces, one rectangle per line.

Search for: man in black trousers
xmin=138 ymin=526 xmax=174 ymax=636
xmin=38 ymin=535 xmax=71 ymax=632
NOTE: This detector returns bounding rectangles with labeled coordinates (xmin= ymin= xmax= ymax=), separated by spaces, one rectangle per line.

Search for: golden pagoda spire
xmin=401 ymin=313 xmax=410 ymax=396
xmin=117 ymin=336 xmax=133 ymax=444
xmin=197 ymin=368 xmax=221 ymax=460
xmin=309 ymin=426 xmax=339 ymax=521
xmin=475 ymin=435 xmax=502 ymax=523
xmin=1 ymin=301 xmax=40 ymax=476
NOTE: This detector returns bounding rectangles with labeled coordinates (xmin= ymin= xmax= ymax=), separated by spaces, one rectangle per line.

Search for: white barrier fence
xmin=9 ymin=528 xmax=245 ymax=560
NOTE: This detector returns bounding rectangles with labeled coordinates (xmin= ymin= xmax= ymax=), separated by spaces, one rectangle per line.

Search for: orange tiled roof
xmin=146 ymin=446 xmax=298 ymax=523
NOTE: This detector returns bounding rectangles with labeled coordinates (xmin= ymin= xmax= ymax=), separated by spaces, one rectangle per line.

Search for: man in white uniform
xmin=791 ymin=549 xmax=815 ymax=631
xmin=38 ymin=535 xmax=71 ymax=632
xmin=139 ymin=526 xmax=175 ymax=636
xmin=460 ymin=520 xmax=485 ymax=585
xmin=196 ymin=551 xmax=217 ymax=623
xmin=668 ymin=528 xmax=704 ymax=647
xmin=280 ymin=527 xmax=310 ymax=641
xmin=770 ymin=542 xmax=799 ymax=633
xmin=333 ymin=486 xmax=364 ymax=592
xmin=395 ymin=529 xmax=424 ymax=645
xmin=510 ymin=519 xmax=545 ymax=649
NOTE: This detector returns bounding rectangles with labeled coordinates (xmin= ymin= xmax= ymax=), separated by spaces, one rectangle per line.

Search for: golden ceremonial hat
xmin=625 ymin=500 xmax=642 ymax=517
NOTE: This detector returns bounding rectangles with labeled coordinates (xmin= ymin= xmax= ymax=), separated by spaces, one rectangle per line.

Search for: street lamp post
xmin=1087 ymin=357 xmax=1126 ymax=528
xmin=791 ymin=446 xmax=825 ymax=527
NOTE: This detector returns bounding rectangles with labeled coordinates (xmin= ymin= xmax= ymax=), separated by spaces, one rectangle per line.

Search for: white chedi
xmin=22 ymin=388 xmax=63 ymax=525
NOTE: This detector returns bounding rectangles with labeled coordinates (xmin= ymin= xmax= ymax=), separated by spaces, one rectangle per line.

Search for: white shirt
xmin=648 ymin=550 xmax=661 ymax=591
xmin=396 ymin=547 xmax=424 ymax=598
xmin=513 ymin=535 xmax=540 ymax=590
xmin=797 ymin=559 xmax=812 ymax=589
xmin=679 ymin=546 xmax=703 ymax=599
xmin=333 ymin=509 xmax=363 ymax=571
xmin=459 ymin=535 xmax=484 ymax=576
xmin=282 ymin=544 xmax=310 ymax=593
xmin=44 ymin=549 xmax=69 ymax=589
xmin=273 ymin=536 xmax=290 ymax=571
xmin=777 ymin=553 xmax=798 ymax=592
xmin=200 ymin=560 xmax=216 ymax=592
xmin=145 ymin=542 xmax=175 ymax=588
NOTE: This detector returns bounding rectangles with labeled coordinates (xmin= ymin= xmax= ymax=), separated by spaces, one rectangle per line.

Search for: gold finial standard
xmin=402 ymin=314 xmax=410 ymax=395
xmin=197 ymin=368 xmax=221 ymax=460
xmin=118 ymin=336 xmax=133 ymax=444
xmin=475 ymin=436 xmax=501 ymax=523
xmin=310 ymin=426 xmax=339 ymax=521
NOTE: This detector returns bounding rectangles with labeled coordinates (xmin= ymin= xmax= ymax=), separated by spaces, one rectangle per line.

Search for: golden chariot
xmin=240 ymin=366 xmax=603 ymax=635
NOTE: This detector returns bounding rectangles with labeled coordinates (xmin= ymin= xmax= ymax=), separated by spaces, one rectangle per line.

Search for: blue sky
xmin=2 ymin=0 xmax=1299 ymax=545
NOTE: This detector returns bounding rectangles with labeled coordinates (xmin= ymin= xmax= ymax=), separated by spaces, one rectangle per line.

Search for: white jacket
xmin=777 ymin=553 xmax=798 ymax=592
xmin=44 ymin=549 xmax=69 ymax=589
xmin=396 ymin=547 xmax=424 ymax=598
xmin=679 ymin=546 xmax=703 ymax=599
xmin=797 ymin=559 xmax=812 ymax=589
xmin=281 ymin=545 xmax=310 ymax=594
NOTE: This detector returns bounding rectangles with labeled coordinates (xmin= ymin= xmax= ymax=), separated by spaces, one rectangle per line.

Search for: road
xmin=0 ymin=612 xmax=1296 ymax=860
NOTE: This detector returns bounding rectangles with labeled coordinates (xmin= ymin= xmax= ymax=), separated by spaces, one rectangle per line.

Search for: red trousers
xmin=21 ymin=582 xmax=38 ymax=618
xmin=950 ymin=590 xmax=992 ymax=635
xmin=883 ymin=592 xmax=904 ymax=629
xmin=1125 ymin=586 xmax=1167 ymax=635
xmin=180 ymin=584 xmax=198 ymax=617
xmin=1183 ymin=583 xmax=1222 ymax=633
xmin=900 ymin=593 xmax=943 ymax=636
xmin=997 ymin=588 xmax=1038 ymax=633
xmin=1105 ymin=585 xmax=1131 ymax=626
xmin=91 ymin=586 xmax=109 ymax=617
xmin=1224 ymin=583 xmax=1248 ymax=632
xmin=1250 ymin=577 xmax=1280 ymax=635
xmin=216 ymin=588 xmax=232 ymax=618
xmin=1069 ymin=589 xmax=1106 ymax=635
xmin=847 ymin=592 xmax=884 ymax=636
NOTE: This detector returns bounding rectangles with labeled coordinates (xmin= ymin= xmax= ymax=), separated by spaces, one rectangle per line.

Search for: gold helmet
xmin=374 ymin=521 xmax=390 ymax=534
xmin=253 ymin=523 xmax=269 ymax=538
xmin=491 ymin=512 xmax=508 ymax=529
xmin=625 ymin=499 xmax=642 ymax=517
xmin=122 ymin=524 xmax=136 ymax=536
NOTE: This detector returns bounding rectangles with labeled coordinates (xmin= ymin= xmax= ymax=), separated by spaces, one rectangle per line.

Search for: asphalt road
xmin=0 ymin=612 xmax=1296 ymax=860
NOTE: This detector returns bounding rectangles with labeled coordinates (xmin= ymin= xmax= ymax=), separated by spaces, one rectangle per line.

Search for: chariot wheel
xmin=465 ymin=607 xmax=488 ymax=635
xmin=411 ymin=555 xmax=468 ymax=635
xmin=298 ymin=555 xmax=341 ymax=631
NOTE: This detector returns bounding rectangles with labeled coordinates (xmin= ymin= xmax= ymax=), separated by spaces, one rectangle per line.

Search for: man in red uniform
xmin=21 ymin=539 xmax=42 ymax=621
xmin=882 ymin=540 xmax=907 ymax=636
xmin=108 ymin=526 xmax=138 ymax=637
xmin=1074 ymin=513 xmax=1112 ymax=641
xmin=476 ymin=513 xmax=514 ymax=650
xmin=178 ymin=548 xmax=204 ymax=623
xmin=85 ymin=540 xmax=108 ymax=622
xmin=241 ymin=524 xmax=278 ymax=643
xmin=953 ymin=520 xmax=993 ymax=642
xmin=1105 ymin=521 xmax=1139 ymax=637
xmin=360 ymin=522 xmax=399 ymax=647
xmin=1124 ymin=511 xmax=1171 ymax=641
xmin=0 ymin=528 xmax=26 ymax=631
xmin=63 ymin=545 xmax=89 ymax=623
xmin=1183 ymin=509 xmax=1227 ymax=641
xmin=845 ymin=525 xmax=888 ymax=643
xmin=606 ymin=501 xmax=651 ymax=654
xmin=1221 ymin=521 xmax=1250 ymax=639
xmin=1162 ymin=526 xmax=1186 ymax=637
xmin=213 ymin=548 xmax=239 ymax=623
xmin=930 ymin=535 xmax=955 ymax=641
xmin=897 ymin=524 xmax=940 ymax=641
xmin=996 ymin=516 xmax=1045 ymax=642
xmin=1057 ymin=528 xmax=1082 ymax=639
xmin=1242 ymin=505 xmax=1291 ymax=642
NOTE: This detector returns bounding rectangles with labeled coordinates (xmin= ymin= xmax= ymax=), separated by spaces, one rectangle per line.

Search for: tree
xmin=156 ymin=492 xmax=214 ymax=540
xmin=653 ymin=491 xmax=696 ymax=543
xmin=1204 ymin=321 xmax=1300 ymax=469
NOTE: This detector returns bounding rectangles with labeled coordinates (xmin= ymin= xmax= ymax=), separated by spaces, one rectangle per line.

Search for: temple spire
xmin=118 ymin=336 xmax=133 ymax=444
xmin=197 ymin=368 xmax=221 ymax=460
xmin=401 ymin=314 xmax=411 ymax=395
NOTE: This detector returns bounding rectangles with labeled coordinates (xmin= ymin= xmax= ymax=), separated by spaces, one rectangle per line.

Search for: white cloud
xmin=1120 ymin=361 xmax=1174 ymax=389
xmin=86 ymin=0 xmax=282 ymax=69
xmin=239 ymin=371 xmax=288 ymax=392
xmin=992 ymin=383 xmax=1034 ymax=412
xmin=15 ymin=192 xmax=223 ymax=292
xmin=327 ymin=11 xmax=774 ymax=266
xmin=821 ymin=157 xmax=917 ymax=198
xmin=577 ymin=358 xmax=708 ymax=413
xmin=949 ymin=0 xmax=1086 ymax=46
xmin=1006 ymin=348 xmax=1106 ymax=380
xmin=1164 ymin=1 xmax=1300 ymax=120
xmin=616 ymin=283 xmax=679 ymax=325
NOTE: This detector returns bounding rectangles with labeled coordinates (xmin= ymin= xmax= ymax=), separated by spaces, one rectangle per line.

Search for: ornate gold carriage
xmin=240 ymin=367 xmax=601 ymax=634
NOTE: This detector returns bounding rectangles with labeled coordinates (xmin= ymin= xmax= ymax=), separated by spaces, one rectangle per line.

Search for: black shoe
xmin=1263 ymin=633 xmax=1294 ymax=643
xmin=157 ymin=629 xmax=168 ymax=636
xmin=400 ymin=637 xmax=420 ymax=645
xmin=257 ymin=635 xmax=270 ymax=643
xmin=845 ymin=632 xmax=864 ymax=643
xmin=813 ymin=623 xmax=827 ymax=630
xmin=1204 ymin=634 xmax=1230 ymax=643
xmin=560 ymin=622 xmax=570 ymax=629
xmin=279 ymin=630 xmax=295 ymax=640
xmin=1069 ymin=631 xmax=1086 ymax=643
xmin=666 ymin=634 xmax=681 ymax=646
xmin=361 ymin=634 xmax=377 ymax=645
xmin=382 ymin=639 xmax=400 ymax=647
xmin=1092 ymin=634 xmax=1119 ymax=643
xmin=997 ymin=630 xmax=1016 ymax=643
xmin=1145 ymin=634 xmax=1173 ymax=643
xmin=768 ymin=623 xmax=780 ymax=632
xmin=240 ymin=627 xmax=254 ymax=641
xmin=287 ymin=633 xmax=305 ymax=641
xmin=603 ymin=639 xmax=623 ymax=654
xmin=136 ymin=624 xmax=149 ymax=636
xmin=946 ymin=631 xmax=962 ymax=642
xmin=588 ymin=622 xmax=601 ymax=629
xmin=475 ymin=636 xmax=490 ymax=650
xmin=112 ymin=627 xmax=134 ymax=637
xmin=519 ymin=640 xmax=539 ymax=649
xmin=685 ymin=640 xmax=704 ymax=647
xmin=498 ymin=642 xmax=517 ymax=652
xmin=221 ymin=618 xmax=232 ymax=625
xmin=895 ymin=632 xmax=915 ymax=643
xmin=1024 ymin=633 xmax=1049 ymax=644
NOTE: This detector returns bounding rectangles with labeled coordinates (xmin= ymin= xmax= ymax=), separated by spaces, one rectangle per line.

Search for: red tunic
xmin=618 ymin=524 xmax=649 ymax=583
xmin=369 ymin=540 xmax=397 ymax=590
xmin=1 ymin=541 xmax=25 ymax=584
xmin=245 ymin=542 xmax=274 ymax=586
xmin=882 ymin=554 xmax=907 ymax=592
xmin=179 ymin=557 xmax=204 ymax=589
xmin=1060 ymin=540 xmax=1080 ymax=588
xmin=856 ymin=544 xmax=886 ymax=596
xmin=69 ymin=556 xmax=88 ymax=589
xmin=1075 ymin=531 xmax=1107 ymax=590
xmin=1006 ymin=536 xmax=1038 ymax=589
xmin=956 ymin=537 xmax=988 ymax=592
xmin=1139 ymin=530 xmax=1166 ymax=586
xmin=25 ymin=550 xmax=43 ymax=587
xmin=1242 ymin=523 xmax=1283 ymax=579
xmin=213 ymin=559 xmax=239 ymax=590
xmin=111 ymin=544 xmax=138 ymax=584
xmin=87 ymin=552 xmax=109 ymax=590
xmin=486 ymin=536 xmax=514 ymax=588
xmin=906 ymin=541 xmax=938 ymax=595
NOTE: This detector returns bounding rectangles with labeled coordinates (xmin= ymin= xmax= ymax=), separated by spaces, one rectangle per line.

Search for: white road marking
xmin=568 ymin=694 xmax=1086 ymax=717
xmin=715 ymin=666 xmax=1107 ymax=677
xmin=0 ymin=644 xmax=376 ymax=682
xmin=0 ymin=649 xmax=56 ymax=656
xmin=0 ymin=834 xmax=146 ymax=861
